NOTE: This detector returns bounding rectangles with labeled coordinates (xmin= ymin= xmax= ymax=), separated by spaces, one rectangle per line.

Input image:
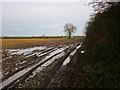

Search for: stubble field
xmin=2 ymin=38 xmax=66 ymax=49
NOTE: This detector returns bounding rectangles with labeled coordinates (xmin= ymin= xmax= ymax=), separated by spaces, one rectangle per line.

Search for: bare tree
xmin=88 ymin=0 xmax=119 ymax=13
xmin=64 ymin=23 xmax=77 ymax=39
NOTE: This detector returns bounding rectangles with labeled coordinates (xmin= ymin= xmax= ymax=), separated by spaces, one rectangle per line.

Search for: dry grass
xmin=1 ymin=39 xmax=65 ymax=49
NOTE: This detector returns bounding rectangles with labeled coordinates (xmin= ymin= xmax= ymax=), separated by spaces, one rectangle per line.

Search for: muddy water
xmin=0 ymin=46 xmax=67 ymax=89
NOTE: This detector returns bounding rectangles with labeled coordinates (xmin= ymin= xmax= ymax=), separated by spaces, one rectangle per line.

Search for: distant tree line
xmin=1 ymin=36 xmax=84 ymax=39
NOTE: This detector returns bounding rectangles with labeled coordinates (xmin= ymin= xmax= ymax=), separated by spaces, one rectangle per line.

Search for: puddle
xmin=7 ymin=46 xmax=47 ymax=55
xmin=1 ymin=46 xmax=49 ymax=63
xmin=44 ymin=47 xmax=66 ymax=60
xmin=24 ymin=48 xmax=57 ymax=58
xmin=0 ymin=46 xmax=68 ymax=89
xmin=29 ymin=52 xmax=65 ymax=78
xmin=62 ymin=44 xmax=81 ymax=66
xmin=0 ymin=71 xmax=2 ymax=79
xmin=62 ymin=57 xmax=71 ymax=66
xmin=0 ymin=67 xmax=31 ymax=89
xmin=76 ymin=44 xmax=81 ymax=49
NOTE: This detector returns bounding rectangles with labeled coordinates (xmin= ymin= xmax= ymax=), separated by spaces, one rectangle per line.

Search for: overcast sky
xmin=2 ymin=1 xmax=93 ymax=36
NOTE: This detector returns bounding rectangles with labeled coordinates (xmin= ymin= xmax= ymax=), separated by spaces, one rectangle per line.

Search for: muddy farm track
xmin=0 ymin=38 xmax=83 ymax=89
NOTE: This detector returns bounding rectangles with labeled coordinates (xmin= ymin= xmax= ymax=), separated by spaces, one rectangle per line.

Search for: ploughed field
xmin=1 ymin=38 xmax=83 ymax=88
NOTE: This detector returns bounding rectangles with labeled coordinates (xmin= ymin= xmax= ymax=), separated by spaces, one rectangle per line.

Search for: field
xmin=2 ymin=36 xmax=84 ymax=49
xmin=1 ymin=38 xmax=83 ymax=89
xmin=2 ymin=39 xmax=65 ymax=49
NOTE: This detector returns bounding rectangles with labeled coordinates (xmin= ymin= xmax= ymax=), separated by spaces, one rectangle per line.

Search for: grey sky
xmin=2 ymin=1 xmax=93 ymax=36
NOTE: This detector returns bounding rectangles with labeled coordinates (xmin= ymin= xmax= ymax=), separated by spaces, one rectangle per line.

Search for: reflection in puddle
xmin=8 ymin=46 xmax=47 ymax=55
xmin=62 ymin=44 xmax=81 ymax=66
xmin=29 ymin=52 xmax=65 ymax=78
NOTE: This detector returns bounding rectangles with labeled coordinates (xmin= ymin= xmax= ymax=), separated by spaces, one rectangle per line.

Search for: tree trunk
xmin=68 ymin=34 xmax=71 ymax=39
